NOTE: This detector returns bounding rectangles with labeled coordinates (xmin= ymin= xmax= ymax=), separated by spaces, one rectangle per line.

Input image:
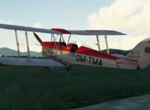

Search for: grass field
xmin=0 ymin=64 xmax=150 ymax=110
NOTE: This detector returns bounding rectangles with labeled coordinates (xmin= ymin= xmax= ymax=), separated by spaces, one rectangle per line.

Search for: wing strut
xmin=67 ymin=34 xmax=71 ymax=44
xmin=15 ymin=30 xmax=20 ymax=57
xmin=25 ymin=32 xmax=30 ymax=61
xmin=96 ymin=35 xmax=101 ymax=51
xmin=51 ymin=34 xmax=54 ymax=56
xmin=105 ymin=35 xmax=109 ymax=54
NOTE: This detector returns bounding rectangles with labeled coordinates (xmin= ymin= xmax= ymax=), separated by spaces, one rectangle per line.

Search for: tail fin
xmin=127 ymin=38 xmax=150 ymax=69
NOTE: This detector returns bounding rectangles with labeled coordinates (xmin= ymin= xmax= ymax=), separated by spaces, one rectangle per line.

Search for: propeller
xmin=33 ymin=32 xmax=42 ymax=44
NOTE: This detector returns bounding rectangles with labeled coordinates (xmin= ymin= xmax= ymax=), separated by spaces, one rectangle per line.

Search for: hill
xmin=102 ymin=49 xmax=129 ymax=56
xmin=0 ymin=47 xmax=42 ymax=57
xmin=0 ymin=47 xmax=130 ymax=57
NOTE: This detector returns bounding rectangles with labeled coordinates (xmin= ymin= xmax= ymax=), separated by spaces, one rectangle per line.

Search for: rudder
xmin=127 ymin=38 xmax=150 ymax=69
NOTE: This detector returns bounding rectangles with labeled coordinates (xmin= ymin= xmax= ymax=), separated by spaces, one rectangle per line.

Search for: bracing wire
xmin=27 ymin=33 xmax=42 ymax=52
xmin=81 ymin=36 xmax=93 ymax=46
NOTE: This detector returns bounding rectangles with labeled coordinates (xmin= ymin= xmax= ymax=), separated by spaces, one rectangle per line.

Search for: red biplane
xmin=0 ymin=23 xmax=150 ymax=72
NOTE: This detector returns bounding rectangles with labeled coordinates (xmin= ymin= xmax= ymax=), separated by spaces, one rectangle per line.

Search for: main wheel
xmin=65 ymin=65 xmax=72 ymax=71
xmin=43 ymin=67 xmax=51 ymax=73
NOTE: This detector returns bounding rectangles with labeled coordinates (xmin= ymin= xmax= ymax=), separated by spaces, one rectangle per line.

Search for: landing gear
xmin=65 ymin=65 xmax=72 ymax=71
xmin=43 ymin=67 xmax=51 ymax=73
xmin=136 ymin=66 xmax=141 ymax=70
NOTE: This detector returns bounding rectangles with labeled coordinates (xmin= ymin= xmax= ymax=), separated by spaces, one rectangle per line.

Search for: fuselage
xmin=41 ymin=42 xmax=138 ymax=70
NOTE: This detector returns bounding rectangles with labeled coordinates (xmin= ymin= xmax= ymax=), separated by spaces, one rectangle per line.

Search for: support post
xmin=67 ymin=34 xmax=71 ymax=44
xmin=25 ymin=31 xmax=30 ymax=61
xmin=59 ymin=34 xmax=62 ymax=42
xmin=62 ymin=35 xmax=65 ymax=42
xmin=15 ymin=30 xmax=20 ymax=57
xmin=51 ymin=34 xmax=53 ymax=56
xmin=105 ymin=35 xmax=109 ymax=54
xmin=96 ymin=35 xmax=101 ymax=51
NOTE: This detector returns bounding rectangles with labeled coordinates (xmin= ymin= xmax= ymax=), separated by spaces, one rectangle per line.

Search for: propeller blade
xmin=33 ymin=32 xmax=42 ymax=44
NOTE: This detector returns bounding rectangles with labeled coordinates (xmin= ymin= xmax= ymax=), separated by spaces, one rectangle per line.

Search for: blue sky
xmin=0 ymin=0 xmax=149 ymax=52
xmin=0 ymin=0 xmax=114 ymax=29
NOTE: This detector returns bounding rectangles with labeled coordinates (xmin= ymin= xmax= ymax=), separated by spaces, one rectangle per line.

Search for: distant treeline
xmin=102 ymin=49 xmax=130 ymax=56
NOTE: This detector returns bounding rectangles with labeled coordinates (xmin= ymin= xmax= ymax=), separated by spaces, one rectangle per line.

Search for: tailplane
xmin=127 ymin=38 xmax=150 ymax=69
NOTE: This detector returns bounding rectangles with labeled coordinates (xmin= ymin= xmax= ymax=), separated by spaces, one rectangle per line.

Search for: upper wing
xmin=69 ymin=30 xmax=126 ymax=35
xmin=52 ymin=28 xmax=126 ymax=35
xmin=0 ymin=23 xmax=126 ymax=35
xmin=0 ymin=57 xmax=64 ymax=67
xmin=0 ymin=23 xmax=61 ymax=34
xmin=0 ymin=24 xmax=126 ymax=35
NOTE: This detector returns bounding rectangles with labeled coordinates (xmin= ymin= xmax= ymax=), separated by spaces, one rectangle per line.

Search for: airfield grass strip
xmin=0 ymin=65 xmax=150 ymax=110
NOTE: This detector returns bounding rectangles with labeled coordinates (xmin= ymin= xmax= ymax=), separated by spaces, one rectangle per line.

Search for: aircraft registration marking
xmin=76 ymin=55 xmax=102 ymax=66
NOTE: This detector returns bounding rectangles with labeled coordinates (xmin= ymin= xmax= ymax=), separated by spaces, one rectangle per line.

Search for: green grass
xmin=0 ymin=65 xmax=150 ymax=110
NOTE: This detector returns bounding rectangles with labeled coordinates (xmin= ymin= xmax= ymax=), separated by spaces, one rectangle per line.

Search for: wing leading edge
xmin=0 ymin=23 xmax=61 ymax=34
xmin=52 ymin=28 xmax=126 ymax=35
xmin=69 ymin=30 xmax=126 ymax=35
xmin=0 ymin=23 xmax=126 ymax=35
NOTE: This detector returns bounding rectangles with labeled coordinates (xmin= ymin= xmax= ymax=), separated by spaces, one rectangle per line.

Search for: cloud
xmin=108 ymin=35 xmax=148 ymax=50
xmin=87 ymin=0 xmax=150 ymax=32
xmin=0 ymin=19 xmax=13 ymax=24
xmin=85 ymin=35 xmax=148 ymax=51
xmin=33 ymin=22 xmax=43 ymax=28
xmin=87 ymin=0 xmax=150 ymax=50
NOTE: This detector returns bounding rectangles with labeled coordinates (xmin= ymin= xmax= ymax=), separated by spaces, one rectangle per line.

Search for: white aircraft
xmin=0 ymin=23 xmax=150 ymax=72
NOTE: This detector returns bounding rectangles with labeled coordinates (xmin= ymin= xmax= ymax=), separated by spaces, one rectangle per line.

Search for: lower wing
xmin=0 ymin=57 xmax=64 ymax=67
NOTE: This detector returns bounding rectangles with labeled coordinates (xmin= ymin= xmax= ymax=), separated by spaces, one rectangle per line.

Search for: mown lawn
xmin=0 ymin=65 xmax=150 ymax=110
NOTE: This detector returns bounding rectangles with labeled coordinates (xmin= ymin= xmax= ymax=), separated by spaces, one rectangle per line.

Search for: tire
xmin=43 ymin=67 xmax=51 ymax=73
xmin=65 ymin=65 xmax=72 ymax=71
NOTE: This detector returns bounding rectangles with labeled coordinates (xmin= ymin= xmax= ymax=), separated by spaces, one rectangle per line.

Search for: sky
xmin=0 ymin=0 xmax=149 ymax=52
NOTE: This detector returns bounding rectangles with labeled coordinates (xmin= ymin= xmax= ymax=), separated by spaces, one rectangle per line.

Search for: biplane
xmin=0 ymin=23 xmax=150 ymax=72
